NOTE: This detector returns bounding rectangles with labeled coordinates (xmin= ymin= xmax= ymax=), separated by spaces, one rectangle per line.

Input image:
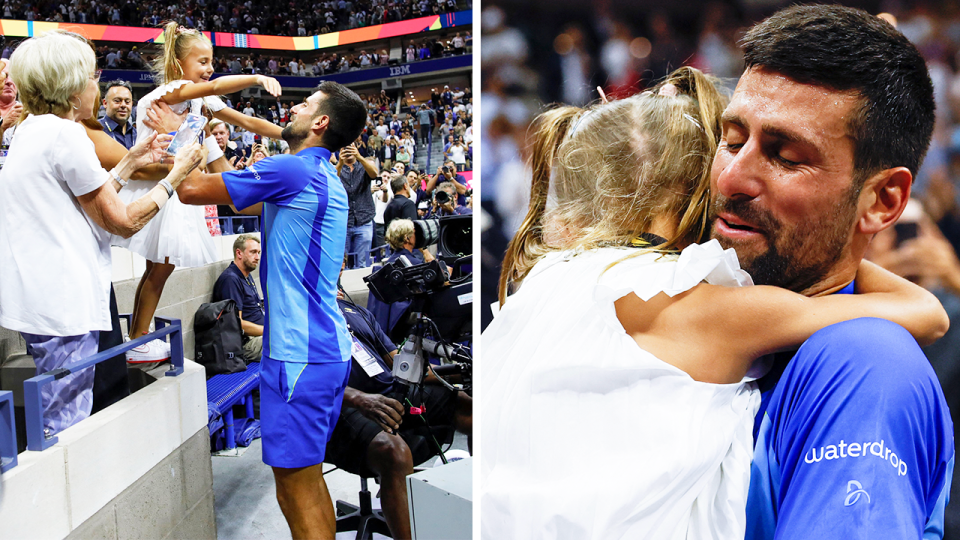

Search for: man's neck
xmin=234 ymin=260 xmax=250 ymax=278
xmin=0 ymin=97 xmax=15 ymax=115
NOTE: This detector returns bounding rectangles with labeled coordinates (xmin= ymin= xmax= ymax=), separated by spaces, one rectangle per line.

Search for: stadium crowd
xmin=6 ymin=0 xmax=468 ymax=35
xmin=91 ymin=30 xmax=471 ymax=78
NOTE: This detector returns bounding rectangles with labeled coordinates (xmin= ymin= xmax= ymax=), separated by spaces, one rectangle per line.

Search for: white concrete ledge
xmin=0 ymin=360 xmax=207 ymax=539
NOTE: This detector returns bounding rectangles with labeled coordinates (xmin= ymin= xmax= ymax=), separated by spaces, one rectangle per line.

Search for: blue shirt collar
xmin=99 ymin=115 xmax=130 ymax=133
xmin=299 ymin=146 xmax=332 ymax=162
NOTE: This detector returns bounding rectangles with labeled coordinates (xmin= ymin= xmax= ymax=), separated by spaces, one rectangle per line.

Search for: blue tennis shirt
xmin=747 ymin=283 xmax=955 ymax=539
xmin=222 ymin=147 xmax=352 ymax=365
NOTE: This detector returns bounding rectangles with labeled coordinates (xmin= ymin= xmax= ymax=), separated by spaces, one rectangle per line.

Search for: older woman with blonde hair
xmin=0 ymin=30 xmax=203 ymax=436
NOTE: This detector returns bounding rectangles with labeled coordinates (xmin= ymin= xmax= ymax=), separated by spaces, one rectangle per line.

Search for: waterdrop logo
xmin=844 ymin=480 xmax=870 ymax=506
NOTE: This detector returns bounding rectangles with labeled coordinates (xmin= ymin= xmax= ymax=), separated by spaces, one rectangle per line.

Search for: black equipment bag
xmin=194 ymin=299 xmax=246 ymax=376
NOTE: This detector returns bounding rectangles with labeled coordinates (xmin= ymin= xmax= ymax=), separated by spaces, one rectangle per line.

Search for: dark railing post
xmin=24 ymin=371 xmax=60 ymax=451
xmin=156 ymin=316 xmax=184 ymax=377
xmin=0 ymin=390 xmax=17 ymax=472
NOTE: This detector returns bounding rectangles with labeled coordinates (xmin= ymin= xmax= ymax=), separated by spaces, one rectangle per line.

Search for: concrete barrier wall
xmin=0 ymin=360 xmax=210 ymax=540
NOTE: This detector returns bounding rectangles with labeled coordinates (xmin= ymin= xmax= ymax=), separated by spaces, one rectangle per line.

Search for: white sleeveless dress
xmin=112 ymin=80 xmax=226 ymax=267
xmin=481 ymin=240 xmax=761 ymax=540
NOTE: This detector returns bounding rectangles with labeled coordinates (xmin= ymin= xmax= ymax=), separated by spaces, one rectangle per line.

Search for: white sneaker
xmin=126 ymin=338 xmax=171 ymax=364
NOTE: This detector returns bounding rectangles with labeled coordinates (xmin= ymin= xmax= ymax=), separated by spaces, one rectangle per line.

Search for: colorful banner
xmin=0 ymin=10 xmax=471 ymax=51
xmin=100 ymin=54 xmax=472 ymax=88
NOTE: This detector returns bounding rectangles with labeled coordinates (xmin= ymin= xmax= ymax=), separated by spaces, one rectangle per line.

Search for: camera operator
xmin=430 ymin=182 xmax=472 ymax=217
xmin=429 ymin=160 xmax=468 ymax=206
xmin=327 ymin=289 xmax=472 ymax=540
xmin=384 ymin=174 xmax=418 ymax=233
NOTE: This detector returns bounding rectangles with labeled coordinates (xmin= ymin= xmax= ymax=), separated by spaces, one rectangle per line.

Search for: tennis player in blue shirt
xmin=179 ymin=80 xmax=369 ymax=539
xmin=709 ymin=6 xmax=954 ymax=538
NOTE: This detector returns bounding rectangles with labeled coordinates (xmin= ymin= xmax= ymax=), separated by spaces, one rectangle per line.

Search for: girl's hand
xmin=145 ymin=100 xmax=189 ymax=134
xmin=257 ymin=75 xmax=282 ymax=97
xmin=130 ymin=132 xmax=173 ymax=168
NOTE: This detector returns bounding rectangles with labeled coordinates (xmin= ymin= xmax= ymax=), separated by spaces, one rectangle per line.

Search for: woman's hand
xmin=169 ymin=142 xmax=204 ymax=181
xmin=128 ymin=132 xmax=173 ymax=169
xmin=145 ymin=100 xmax=189 ymax=134
xmin=257 ymin=75 xmax=282 ymax=97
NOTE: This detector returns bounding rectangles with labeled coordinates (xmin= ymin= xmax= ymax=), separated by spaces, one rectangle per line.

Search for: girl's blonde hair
xmin=152 ymin=21 xmax=212 ymax=84
xmin=498 ymin=66 xmax=727 ymax=305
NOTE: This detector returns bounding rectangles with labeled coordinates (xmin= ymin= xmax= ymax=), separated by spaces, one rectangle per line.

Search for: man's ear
xmin=313 ymin=114 xmax=330 ymax=134
xmin=857 ymin=166 xmax=912 ymax=235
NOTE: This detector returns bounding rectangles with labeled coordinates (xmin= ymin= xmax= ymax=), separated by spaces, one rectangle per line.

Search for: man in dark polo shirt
xmin=212 ymin=234 xmax=265 ymax=363
xmin=383 ymin=174 xmax=417 ymax=233
xmin=99 ymin=80 xmax=136 ymax=149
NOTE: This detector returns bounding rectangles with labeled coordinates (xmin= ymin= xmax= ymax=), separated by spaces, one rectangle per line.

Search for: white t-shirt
xmin=448 ymin=144 xmax=466 ymax=165
xmin=0 ymin=114 xmax=112 ymax=335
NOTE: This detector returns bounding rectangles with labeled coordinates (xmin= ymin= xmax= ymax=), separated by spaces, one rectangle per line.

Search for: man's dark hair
xmin=741 ymin=4 xmax=934 ymax=180
xmin=315 ymin=80 xmax=368 ymax=150
xmin=390 ymin=174 xmax=406 ymax=195
xmin=103 ymin=79 xmax=133 ymax=96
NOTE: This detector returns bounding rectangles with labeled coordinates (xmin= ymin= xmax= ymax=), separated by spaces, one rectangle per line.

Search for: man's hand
xmin=441 ymin=201 xmax=455 ymax=214
xmin=356 ymin=393 xmax=404 ymax=433
xmin=1 ymin=102 xmax=22 ymax=131
xmin=146 ymin=100 xmax=189 ymax=134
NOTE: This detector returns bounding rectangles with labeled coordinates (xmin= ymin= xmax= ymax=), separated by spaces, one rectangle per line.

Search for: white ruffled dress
xmin=113 ymin=80 xmax=226 ymax=267
xmin=481 ymin=240 xmax=761 ymax=540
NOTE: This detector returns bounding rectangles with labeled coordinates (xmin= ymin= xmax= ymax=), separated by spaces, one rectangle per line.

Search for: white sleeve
xmin=55 ymin=124 xmax=108 ymax=197
xmin=203 ymin=135 xmax=224 ymax=164
xmin=202 ymin=95 xmax=227 ymax=113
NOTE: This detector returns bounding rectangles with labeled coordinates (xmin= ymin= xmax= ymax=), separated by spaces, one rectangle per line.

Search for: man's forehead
xmin=726 ymin=68 xmax=860 ymax=142
xmin=106 ymin=86 xmax=132 ymax=98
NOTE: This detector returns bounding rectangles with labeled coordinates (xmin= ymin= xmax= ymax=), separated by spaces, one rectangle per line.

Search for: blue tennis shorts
xmin=260 ymin=356 xmax=351 ymax=469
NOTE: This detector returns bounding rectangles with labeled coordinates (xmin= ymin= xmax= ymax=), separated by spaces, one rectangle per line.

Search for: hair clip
xmin=176 ymin=25 xmax=188 ymax=35
xmin=683 ymin=113 xmax=703 ymax=131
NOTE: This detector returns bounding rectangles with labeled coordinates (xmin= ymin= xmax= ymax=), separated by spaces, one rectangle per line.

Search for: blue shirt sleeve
xmin=221 ymin=154 xmax=310 ymax=210
xmin=747 ymin=318 xmax=954 ymax=539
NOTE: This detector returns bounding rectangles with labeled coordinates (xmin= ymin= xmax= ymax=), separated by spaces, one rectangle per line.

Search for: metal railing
xmin=0 ymin=390 xmax=15 ymax=472
xmin=21 ymin=316 xmax=184 ymax=453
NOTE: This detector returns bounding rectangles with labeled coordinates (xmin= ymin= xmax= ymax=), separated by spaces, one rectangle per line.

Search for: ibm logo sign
xmin=389 ymin=65 xmax=412 ymax=77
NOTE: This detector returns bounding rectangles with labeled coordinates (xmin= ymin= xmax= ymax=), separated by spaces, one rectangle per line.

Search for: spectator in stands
xmin=407 ymin=169 xmax=429 ymax=205
xmin=416 ymin=103 xmax=436 ymax=147
xmin=99 ymin=80 xmax=136 ymax=149
xmin=212 ymin=234 xmax=264 ymax=363
xmin=383 ymin=173 xmax=418 ymax=233
xmin=327 ymin=291 xmax=472 ymax=540
xmin=395 ymin=142 xmax=411 ymax=169
xmin=210 ymin=119 xmax=241 ymax=164
xmin=338 ymin=141 xmax=380 ymax=268
xmin=0 ymin=30 xmax=202 ymax=436
xmin=446 ymin=135 xmax=468 ymax=171
xmin=0 ymin=59 xmax=23 ymax=156
xmin=382 ymin=136 xmax=398 ymax=170
xmin=452 ymin=32 xmax=465 ymax=54
xmin=372 ymin=170 xmax=394 ymax=249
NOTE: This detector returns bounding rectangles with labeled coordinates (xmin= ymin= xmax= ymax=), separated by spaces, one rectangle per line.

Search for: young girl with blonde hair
xmin=118 ymin=22 xmax=286 ymax=361
xmin=481 ymin=67 xmax=948 ymax=538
